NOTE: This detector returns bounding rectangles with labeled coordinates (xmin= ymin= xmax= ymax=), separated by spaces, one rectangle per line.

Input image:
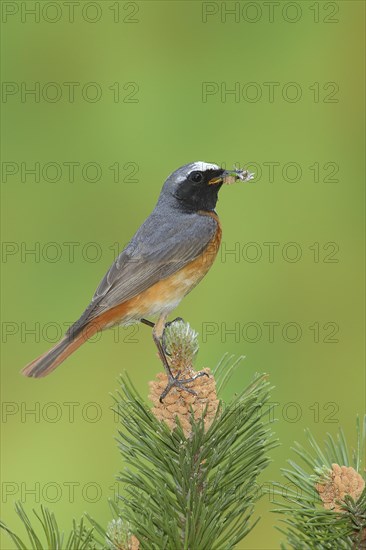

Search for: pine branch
xmin=273 ymin=416 xmax=366 ymax=549
xmin=1 ymin=320 xmax=275 ymax=550
xmin=111 ymin=321 xmax=276 ymax=549
xmin=0 ymin=502 xmax=97 ymax=550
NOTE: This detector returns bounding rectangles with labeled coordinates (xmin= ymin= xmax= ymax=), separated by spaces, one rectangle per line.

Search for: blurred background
xmin=1 ymin=1 xmax=364 ymax=548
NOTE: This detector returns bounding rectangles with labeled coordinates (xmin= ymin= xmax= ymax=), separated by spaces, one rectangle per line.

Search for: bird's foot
xmin=159 ymin=370 xmax=209 ymax=403
xmin=162 ymin=317 xmax=185 ymax=356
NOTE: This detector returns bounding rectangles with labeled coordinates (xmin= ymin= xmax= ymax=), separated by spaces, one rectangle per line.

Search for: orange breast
xmin=90 ymin=213 xmax=222 ymax=330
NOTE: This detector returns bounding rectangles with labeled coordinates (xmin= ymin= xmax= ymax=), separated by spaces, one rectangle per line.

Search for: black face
xmin=173 ymin=168 xmax=225 ymax=212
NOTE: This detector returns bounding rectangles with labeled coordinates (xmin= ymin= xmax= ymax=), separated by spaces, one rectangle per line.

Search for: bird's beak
xmin=208 ymin=168 xmax=255 ymax=185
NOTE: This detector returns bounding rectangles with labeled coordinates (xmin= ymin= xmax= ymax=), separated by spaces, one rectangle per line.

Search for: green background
xmin=1 ymin=1 xmax=365 ymax=548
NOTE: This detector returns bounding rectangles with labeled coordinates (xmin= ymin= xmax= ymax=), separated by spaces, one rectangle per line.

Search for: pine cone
xmin=162 ymin=319 xmax=199 ymax=375
xmin=315 ymin=463 xmax=365 ymax=512
xmin=149 ymin=368 xmax=220 ymax=438
xmin=149 ymin=320 xmax=220 ymax=437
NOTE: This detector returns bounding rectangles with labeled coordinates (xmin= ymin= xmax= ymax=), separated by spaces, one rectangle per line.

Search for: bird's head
xmin=160 ymin=161 xmax=254 ymax=212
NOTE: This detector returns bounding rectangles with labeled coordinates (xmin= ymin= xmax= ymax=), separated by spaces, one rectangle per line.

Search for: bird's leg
xmin=142 ymin=317 xmax=177 ymax=356
xmin=152 ymin=315 xmax=174 ymax=377
xmin=164 ymin=316 xmax=184 ymax=327
xmin=153 ymin=315 xmax=208 ymax=402
xmin=140 ymin=318 xmax=155 ymax=328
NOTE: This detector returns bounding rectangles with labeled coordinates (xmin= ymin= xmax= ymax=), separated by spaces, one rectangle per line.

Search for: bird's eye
xmin=190 ymin=171 xmax=204 ymax=183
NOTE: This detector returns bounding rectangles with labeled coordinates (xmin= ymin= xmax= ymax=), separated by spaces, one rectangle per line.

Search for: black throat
xmin=174 ymin=181 xmax=223 ymax=212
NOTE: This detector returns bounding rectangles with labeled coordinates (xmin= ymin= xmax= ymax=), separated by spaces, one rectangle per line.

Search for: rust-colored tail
xmin=21 ymin=323 xmax=98 ymax=378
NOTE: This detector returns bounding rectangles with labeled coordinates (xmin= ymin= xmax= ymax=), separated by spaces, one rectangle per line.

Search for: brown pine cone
xmin=129 ymin=535 xmax=140 ymax=550
xmin=315 ymin=463 xmax=365 ymax=512
xmin=149 ymin=367 xmax=220 ymax=438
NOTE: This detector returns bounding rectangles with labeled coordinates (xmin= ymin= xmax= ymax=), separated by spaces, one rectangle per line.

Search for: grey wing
xmin=68 ymin=211 xmax=217 ymax=335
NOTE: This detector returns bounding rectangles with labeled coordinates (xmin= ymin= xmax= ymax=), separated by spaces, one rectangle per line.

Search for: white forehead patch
xmin=169 ymin=161 xmax=222 ymax=186
xmin=190 ymin=161 xmax=220 ymax=172
xmin=176 ymin=160 xmax=220 ymax=183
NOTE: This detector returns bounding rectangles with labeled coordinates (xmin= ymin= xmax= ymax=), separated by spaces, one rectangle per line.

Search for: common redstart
xmin=22 ymin=162 xmax=253 ymax=399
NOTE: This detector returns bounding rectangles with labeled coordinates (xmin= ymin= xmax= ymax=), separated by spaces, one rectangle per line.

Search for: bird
xmin=22 ymin=161 xmax=254 ymax=399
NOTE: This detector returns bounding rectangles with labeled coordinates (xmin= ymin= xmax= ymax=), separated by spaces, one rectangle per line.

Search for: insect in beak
xmin=208 ymin=168 xmax=255 ymax=185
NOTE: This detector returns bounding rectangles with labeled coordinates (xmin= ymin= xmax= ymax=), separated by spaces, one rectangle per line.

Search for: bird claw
xmin=159 ymin=370 xmax=209 ymax=402
xmin=165 ymin=317 xmax=185 ymax=328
